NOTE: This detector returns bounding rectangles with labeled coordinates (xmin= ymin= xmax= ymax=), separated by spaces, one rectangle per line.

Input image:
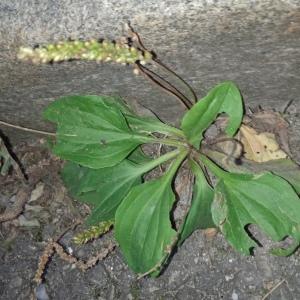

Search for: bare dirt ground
xmin=1 ymin=103 xmax=300 ymax=300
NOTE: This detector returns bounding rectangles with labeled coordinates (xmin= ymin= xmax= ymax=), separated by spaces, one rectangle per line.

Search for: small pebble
xmin=225 ymin=274 xmax=234 ymax=281
xmin=9 ymin=276 xmax=23 ymax=288
xmin=35 ymin=284 xmax=49 ymax=300
xmin=18 ymin=215 xmax=40 ymax=227
xmin=232 ymin=291 xmax=239 ymax=300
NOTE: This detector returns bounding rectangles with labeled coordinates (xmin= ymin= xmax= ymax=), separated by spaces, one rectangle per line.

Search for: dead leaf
xmin=203 ymin=228 xmax=218 ymax=240
xmin=0 ymin=137 xmax=15 ymax=176
xmin=239 ymin=125 xmax=287 ymax=162
xmin=245 ymin=109 xmax=291 ymax=156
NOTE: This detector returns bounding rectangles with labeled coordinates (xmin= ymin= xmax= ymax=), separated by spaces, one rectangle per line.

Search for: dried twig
xmin=0 ymin=120 xmax=55 ymax=136
xmin=34 ymin=239 xmax=116 ymax=284
xmin=34 ymin=239 xmax=56 ymax=284
xmin=34 ymin=220 xmax=115 ymax=284
xmin=261 ymin=279 xmax=286 ymax=300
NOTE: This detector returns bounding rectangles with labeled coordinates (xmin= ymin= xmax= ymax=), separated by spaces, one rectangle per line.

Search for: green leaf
xmin=127 ymin=147 xmax=152 ymax=164
xmin=60 ymin=161 xmax=84 ymax=196
xmin=258 ymin=159 xmax=300 ymax=195
xmin=115 ymin=176 xmax=176 ymax=275
xmin=44 ymin=95 xmax=152 ymax=168
xmin=211 ymin=171 xmax=300 ymax=255
xmin=62 ymin=149 xmax=183 ymax=225
xmin=179 ymin=159 xmax=215 ymax=245
xmin=181 ymin=81 xmax=243 ymax=148
xmin=203 ymin=149 xmax=300 ymax=195
xmin=61 ymin=160 xmax=142 ymax=224
xmin=115 ymin=153 xmax=187 ymax=275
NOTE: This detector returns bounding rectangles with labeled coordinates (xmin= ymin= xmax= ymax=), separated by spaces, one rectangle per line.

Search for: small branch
xmin=0 ymin=120 xmax=55 ymax=136
xmin=55 ymin=239 xmax=116 ymax=272
xmin=34 ymin=217 xmax=116 ymax=284
xmin=262 ymin=279 xmax=286 ymax=300
xmin=34 ymin=239 xmax=55 ymax=284
xmin=34 ymin=222 xmax=84 ymax=284
xmin=34 ymin=239 xmax=116 ymax=284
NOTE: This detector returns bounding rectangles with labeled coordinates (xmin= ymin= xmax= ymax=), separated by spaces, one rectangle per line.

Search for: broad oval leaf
xmin=115 ymin=163 xmax=181 ymax=274
xmin=203 ymin=149 xmax=300 ymax=195
xmin=181 ymin=81 xmax=243 ymax=148
xmin=117 ymin=98 xmax=184 ymax=137
xmin=61 ymin=160 xmax=143 ymax=224
xmin=61 ymin=148 xmax=182 ymax=225
xmin=44 ymin=95 xmax=151 ymax=168
xmin=115 ymin=177 xmax=177 ymax=274
xmin=127 ymin=146 xmax=152 ymax=164
xmin=179 ymin=159 xmax=215 ymax=245
xmin=212 ymin=172 xmax=300 ymax=255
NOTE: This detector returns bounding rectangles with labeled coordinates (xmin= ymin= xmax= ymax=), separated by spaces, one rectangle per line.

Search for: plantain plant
xmin=19 ymin=35 xmax=300 ymax=277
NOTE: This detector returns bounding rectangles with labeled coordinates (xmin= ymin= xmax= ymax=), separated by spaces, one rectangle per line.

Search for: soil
xmin=0 ymin=103 xmax=300 ymax=300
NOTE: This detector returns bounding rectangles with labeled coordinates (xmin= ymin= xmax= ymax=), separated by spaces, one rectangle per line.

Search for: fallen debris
xmin=34 ymin=238 xmax=116 ymax=284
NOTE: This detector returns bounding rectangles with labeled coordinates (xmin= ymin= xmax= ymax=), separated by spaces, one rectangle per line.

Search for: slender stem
xmin=137 ymin=149 xmax=182 ymax=174
xmin=125 ymin=114 xmax=186 ymax=138
xmin=165 ymin=150 xmax=189 ymax=182
xmin=127 ymin=23 xmax=197 ymax=107
xmin=0 ymin=119 xmax=185 ymax=149
xmin=153 ymin=58 xmax=198 ymax=104
xmin=138 ymin=63 xmax=193 ymax=109
xmin=127 ymin=22 xmax=149 ymax=52
xmin=149 ymin=137 xmax=188 ymax=148
xmin=0 ymin=120 xmax=56 ymax=136
xmin=190 ymin=157 xmax=213 ymax=186
xmin=159 ymin=126 xmax=185 ymax=139
xmin=136 ymin=63 xmax=191 ymax=110
xmin=132 ymin=133 xmax=185 ymax=148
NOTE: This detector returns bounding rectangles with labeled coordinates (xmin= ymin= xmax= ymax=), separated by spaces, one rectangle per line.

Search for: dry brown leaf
xmin=239 ymin=125 xmax=287 ymax=162
xmin=203 ymin=228 xmax=218 ymax=240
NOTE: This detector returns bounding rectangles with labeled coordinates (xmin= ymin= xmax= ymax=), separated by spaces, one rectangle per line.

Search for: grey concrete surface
xmin=0 ymin=0 xmax=299 ymax=141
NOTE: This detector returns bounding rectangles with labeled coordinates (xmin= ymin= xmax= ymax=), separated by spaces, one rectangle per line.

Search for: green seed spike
xmin=18 ymin=39 xmax=153 ymax=65
xmin=73 ymin=220 xmax=114 ymax=245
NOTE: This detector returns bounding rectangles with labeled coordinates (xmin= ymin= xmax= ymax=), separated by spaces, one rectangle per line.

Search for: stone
xmin=28 ymin=182 xmax=44 ymax=203
xmin=18 ymin=215 xmax=40 ymax=227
